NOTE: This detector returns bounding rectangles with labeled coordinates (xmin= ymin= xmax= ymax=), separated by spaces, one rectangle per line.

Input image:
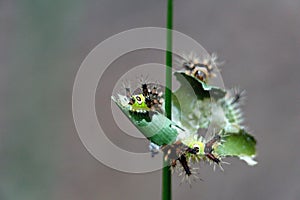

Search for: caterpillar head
xmin=129 ymin=94 xmax=150 ymax=112
xmin=179 ymin=52 xmax=221 ymax=83
xmin=187 ymin=141 xmax=205 ymax=156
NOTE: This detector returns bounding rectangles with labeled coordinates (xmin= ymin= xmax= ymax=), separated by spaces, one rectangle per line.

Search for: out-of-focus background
xmin=1 ymin=0 xmax=300 ymax=200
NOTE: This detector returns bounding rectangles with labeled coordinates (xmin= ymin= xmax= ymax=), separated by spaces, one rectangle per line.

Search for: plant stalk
xmin=162 ymin=0 xmax=173 ymax=200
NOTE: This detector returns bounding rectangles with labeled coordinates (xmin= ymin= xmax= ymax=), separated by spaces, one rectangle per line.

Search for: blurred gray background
xmin=1 ymin=0 xmax=300 ymax=200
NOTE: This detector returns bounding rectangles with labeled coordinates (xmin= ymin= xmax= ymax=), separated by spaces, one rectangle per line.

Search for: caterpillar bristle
xmin=229 ymin=87 xmax=246 ymax=105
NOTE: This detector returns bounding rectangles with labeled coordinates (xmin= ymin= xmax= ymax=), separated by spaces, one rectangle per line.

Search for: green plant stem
xmin=162 ymin=156 xmax=172 ymax=200
xmin=165 ymin=1 xmax=173 ymax=120
xmin=162 ymin=0 xmax=173 ymax=200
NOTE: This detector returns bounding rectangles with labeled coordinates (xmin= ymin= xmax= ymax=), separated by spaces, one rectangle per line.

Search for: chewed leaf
xmin=172 ymin=72 xmax=227 ymax=133
xmin=112 ymin=95 xmax=179 ymax=146
xmin=174 ymin=72 xmax=226 ymax=100
xmin=215 ymin=129 xmax=257 ymax=165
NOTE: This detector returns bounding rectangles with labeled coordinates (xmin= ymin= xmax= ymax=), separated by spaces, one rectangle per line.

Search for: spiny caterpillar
xmin=219 ymin=87 xmax=246 ymax=132
xmin=162 ymin=134 xmax=224 ymax=180
xmin=177 ymin=52 xmax=221 ymax=83
xmin=125 ymin=83 xmax=164 ymax=113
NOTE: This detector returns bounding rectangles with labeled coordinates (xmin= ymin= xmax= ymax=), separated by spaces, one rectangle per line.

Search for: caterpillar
xmin=218 ymin=88 xmax=246 ymax=132
xmin=176 ymin=52 xmax=221 ymax=83
xmin=125 ymin=83 xmax=164 ymax=113
xmin=162 ymin=133 xmax=223 ymax=179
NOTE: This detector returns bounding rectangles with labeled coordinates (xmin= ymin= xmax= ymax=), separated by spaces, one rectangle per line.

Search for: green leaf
xmin=172 ymin=72 xmax=227 ymax=132
xmin=215 ymin=129 xmax=257 ymax=165
xmin=112 ymin=95 xmax=179 ymax=146
xmin=174 ymin=72 xmax=226 ymax=100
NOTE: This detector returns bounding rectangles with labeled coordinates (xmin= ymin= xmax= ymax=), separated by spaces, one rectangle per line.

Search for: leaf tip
xmin=239 ymin=156 xmax=257 ymax=166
